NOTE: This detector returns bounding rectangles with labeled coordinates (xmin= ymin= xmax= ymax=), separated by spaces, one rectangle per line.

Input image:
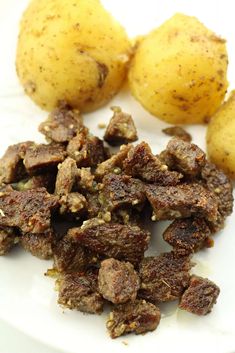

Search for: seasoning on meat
xmin=55 ymin=157 xmax=78 ymax=196
xmin=201 ymin=161 xmax=233 ymax=231
xmin=24 ymin=143 xmax=66 ymax=175
xmin=139 ymin=252 xmax=192 ymax=303
xmin=100 ymin=173 xmax=146 ymax=211
xmin=0 ymin=187 xmax=58 ymax=233
xmin=57 ymin=270 xmax=104 ymax=314
xmin=59 ymin=192 xmax=87 ymax=215
xmin=38 ymin=102 xmax=84 ymax=143
xmin=77 ymin=167 xmax=96 ymax=192
xmin=0 ymin=227 xmax=19 ymax=255
xmin=85 ymin=192 xmax=101 ymax=218
xmin=21 ymin=230 xmax=54 ymax=259
xmin=0 ymin=141 xmax=33 ymax=184
xmin=123 ymin=142 xmax=183 ymax=185
xmin=104 ymin=107 xmax=138 ymax=146
xmin=106 ymin=299 xmax=161 ymax=338
xmin=163 ymin=218 xmax=212 ymax=255
xmin=179 ymin=275 xmax=220 ymax=315
xmin=146 ymin=183 xmax=218 ymax=222
xmin=68 ymin=219 xmax=150 ymax=265
xmin=98 ymin=258 xmax=140 ymax=304
xmin=95 ymin=144 xmax=132 ymax=179
xmin=162 ymin=126 xmax=192 ymax=142
xmin=53 ymin=235 xmax=92 ymax=273
xmin=67 ymin=129 xmax=106 ymax=168
xmin=14 ymin=173 xmax=56 ymax=193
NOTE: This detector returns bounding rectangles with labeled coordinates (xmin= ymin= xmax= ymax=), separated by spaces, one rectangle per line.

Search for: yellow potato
xmin=128 ymin=13 xmax=228 ymax=124
xmin=207 ymin=91 xmax=235 ymax=179
xmin=16 ymin=0 xmax=131 ymax=112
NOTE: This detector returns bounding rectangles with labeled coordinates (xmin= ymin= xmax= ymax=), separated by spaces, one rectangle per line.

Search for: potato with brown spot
xmin=16 ymin=0 xmax=131 ymax=112
xmin=129 ymin=13 xmax=228 ymax=124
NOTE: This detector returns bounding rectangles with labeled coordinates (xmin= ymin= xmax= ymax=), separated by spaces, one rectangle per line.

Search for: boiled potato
xmin=207 ymin=91 xmax=235 ymax=179
xmin=128 ymin=13 xmax=228 ymax=124
xmin=16 ymin=0 xmax=131 ymax=112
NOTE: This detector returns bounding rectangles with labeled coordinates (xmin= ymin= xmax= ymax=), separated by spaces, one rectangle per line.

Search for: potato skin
xmin=16 ymin=0 xmax=131 ymax=112
xmin=128 ymin=13 xmax=228 ymax=124
xmin=207 ymin=91 xmax=235 ymax=179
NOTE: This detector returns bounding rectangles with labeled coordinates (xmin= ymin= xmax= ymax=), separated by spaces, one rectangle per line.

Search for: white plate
xmin=0 ymin=1 xmax=235 ymax=352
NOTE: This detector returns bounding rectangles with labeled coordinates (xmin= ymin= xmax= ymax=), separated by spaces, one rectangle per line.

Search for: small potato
xmin=128 ymin=13 xmax=228 ymax=124
xmin=207 ymin=91 xmax=235 ymax=179
xmin=16 ymin=0 xmax=131 ymax=112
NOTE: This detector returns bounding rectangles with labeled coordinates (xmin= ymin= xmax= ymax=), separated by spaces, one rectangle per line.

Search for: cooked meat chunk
xmin=100 ymin=174 xmax=146 ymax=211
xmin=53 ymin=235 xmax=91 ymax=273
xmin=67 ymin=130 xmax=106 ymax=168
xmin=95 ymin=144 xmax=132 ymax=180
xmin=0 ymin=227 xmax=19 ymax=255
xmin=163 ymin=218 xmax=212 ymax=255
xmin=162 ymin=126 xmax=192 ymax=142
xmin=68 ymin=219 xmax=150 ymax=265
xmin=21 ymin=230 xmax=54 ymax=259
xmin=107 ymin=300 xmax=161 ymax=338
xmin=201 ymin=162 xmax=233 ymax=231
xmin=123 ymin=142 xmax=182 ymax=185
xmin=55 ymin=157 xmax=77 ymax=196
xmin=146 ymin=183 xmax=218 ymax=222
xmin=39 ymin=103 xmax=83 ymax=143
xmin=104 ymin=107 xmax=138 ymax=146
xmin=139 ymin=252 xmax=192 ymax=303
xmin=59 ymin=192 xmax=87 ymax=215
xmin=24 ymin=143 xmax=66 ymax=175
xmin=14 ymin=173 xmax=56 ymax=193
xmin=57 ymin=270 xmax=104 ymax=314
xmin=0 ymin=188 xmax=58 ymax=233
xmin=77 ymin=167 xmax=96 ymax=192
xmin=98 ymin=258 xmax=140 ymax=304
xmin=164 ymin=138 xmax=206 ymax=177
xmin=0 ymin=141 xmax=33 ymax=184
xmin=179 ymin=275 xmax=220 ymax=315
xmin=85 ymin=192 xmax=101 ymax=218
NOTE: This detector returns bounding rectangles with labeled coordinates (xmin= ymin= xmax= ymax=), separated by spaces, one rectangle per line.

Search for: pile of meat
xmin=0 ymin=102 xmax=233 ymax=338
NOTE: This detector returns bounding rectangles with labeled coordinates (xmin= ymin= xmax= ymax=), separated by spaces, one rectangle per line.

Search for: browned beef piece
xmin=57 ymin=270 xmax=104 ymax=314
xmin=0 ymin=188 xmax=58 ymax=233
xmin=107 ymin=299 xmax=161 ymax=338
xmin=68 ymin=219 xmax=150 ymax=265
xmin=0 ymin=141 xmax=33 ymax=184
xmin=14 ymin=173 xmax=56 ymax=193
xmin=146 ymin=183 xmax=218 ymax=222
xmin=39 ymin=103 xmax=84 ymax=143
xmin=162 ymin=126 xmax=192 ymax=142
xmin=98 ymin=258 xmax=140 ymax=304
xmin=95 ymin=144 xmax=132 ymax=180
xmin=77 ymin=167 xmax=96 ymax=193
xmin=201 ymin=162 xmax=233 ymax=231
xmin=123 ymin=142 xmax=182 ymax=185
xmin=0 ymin=227 xmax=19 ymax=255
xmin=139 ymin=252 xmax=192 ymax=303
xmin=85 ymin=192 xmax=101 ymax=218
xmin=179 ymin=275 xmax=220 ymax=315
xmin=21 ymin=230 xmax=54 ymax=259
xmin=163 ymin=218 xmax=212 ymax=255
xmin=67 ymin=129 xmax=106 ymax=168
xmin=53 ymin=235 xmax=93 ymax=273
xmin=100 ymin=174 xmax=146 ymax=211
xmin=24 ymin=143 xmax=66 ymax=175
xmin=104 ymin=107 xmax=138 ymax=146
xmin=164 ymin=138 xmax=206 ymax=177
xmin=55 ymin=157 xmax=77 ymax=196
xmin=59 ymin=192 xmax=87 ymax=215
